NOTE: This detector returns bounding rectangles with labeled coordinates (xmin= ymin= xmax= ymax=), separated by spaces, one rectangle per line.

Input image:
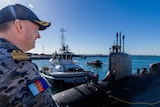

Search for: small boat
xmin=40 ymin=28 xmax=94 ymax=87
xmin=87 ymin=59 xmax=103 ymax=66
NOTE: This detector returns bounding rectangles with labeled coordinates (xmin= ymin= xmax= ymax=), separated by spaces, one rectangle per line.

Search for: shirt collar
xmin=0 ymin=38 xmax=19 ymax=50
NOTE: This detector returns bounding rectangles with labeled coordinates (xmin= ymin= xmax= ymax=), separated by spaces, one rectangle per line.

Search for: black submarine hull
xmin=52 ymin=70 xmax=160 ymax=107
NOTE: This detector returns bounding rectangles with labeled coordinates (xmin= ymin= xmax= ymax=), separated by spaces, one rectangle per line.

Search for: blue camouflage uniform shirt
xmin=0 ymin=38 xmax=58 ymax=107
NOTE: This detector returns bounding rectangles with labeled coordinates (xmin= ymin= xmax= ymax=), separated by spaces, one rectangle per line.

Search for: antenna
xmin=119 ymin=31 xmax=121 ymax=52
xmin=116 ymin=32 xmax=119 ymax=52
xmin=116 ymin=32 xmax=118 ymax=46
xmin=122 ymin=35 xmax=125 ymax=52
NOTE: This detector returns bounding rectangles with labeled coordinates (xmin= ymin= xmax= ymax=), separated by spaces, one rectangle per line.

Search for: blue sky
xmin=1 ymin=0 xmax=160 ymax=55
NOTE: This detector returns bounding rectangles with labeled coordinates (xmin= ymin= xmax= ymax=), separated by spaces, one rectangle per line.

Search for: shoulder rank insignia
xmin=10 ymin=50 xmax=30 ymax=61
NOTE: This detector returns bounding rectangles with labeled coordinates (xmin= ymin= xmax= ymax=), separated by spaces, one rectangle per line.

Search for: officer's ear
xmin=14 ymin=19 xmax=23 ymax=33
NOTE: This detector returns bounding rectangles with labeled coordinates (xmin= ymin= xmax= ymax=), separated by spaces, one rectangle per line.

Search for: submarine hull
xmin=52 ymin=71 xmax=160 ymax=107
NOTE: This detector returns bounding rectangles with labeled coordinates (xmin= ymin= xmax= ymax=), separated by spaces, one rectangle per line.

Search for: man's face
xmin=21 ymin=20 xmax=40 ymax=51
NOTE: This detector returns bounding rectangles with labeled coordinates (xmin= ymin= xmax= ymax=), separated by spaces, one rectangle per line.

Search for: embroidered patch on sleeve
xmin=28 ymin=77 xmax=49 ymax=96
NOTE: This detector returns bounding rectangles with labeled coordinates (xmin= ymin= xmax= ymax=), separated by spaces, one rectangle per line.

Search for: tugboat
xmin=87 ymin=59 xmax=103 ymax=67
xmin=40 ymin=28 xmax=94 ymax=88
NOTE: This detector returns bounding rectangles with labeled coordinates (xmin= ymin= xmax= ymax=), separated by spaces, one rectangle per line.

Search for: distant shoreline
xmin=27 ymin=53 xmax=108 ymax=60
xmin=27 ymin=52 xmax=159 ymax=60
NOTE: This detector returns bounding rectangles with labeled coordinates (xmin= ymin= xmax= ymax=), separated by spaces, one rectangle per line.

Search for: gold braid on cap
xmin=34 ymin=20 xmax=50 ymax=26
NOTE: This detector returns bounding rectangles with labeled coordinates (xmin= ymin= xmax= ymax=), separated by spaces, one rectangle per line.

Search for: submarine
xmin=52 ymin=32 xmax=160 ymax=107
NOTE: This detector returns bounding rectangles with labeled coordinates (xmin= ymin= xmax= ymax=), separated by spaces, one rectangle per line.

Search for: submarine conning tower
xmin=103 ymin=31 xmax=132 ymax=81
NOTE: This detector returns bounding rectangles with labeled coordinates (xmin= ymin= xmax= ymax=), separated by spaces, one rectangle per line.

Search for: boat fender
xmin=93 ymin=73 xmax=99 ymax=84
xmin=42 ymin=66 xmax=49 ymax=71
xmin=142 ymin=67 xmax=147 ymax=74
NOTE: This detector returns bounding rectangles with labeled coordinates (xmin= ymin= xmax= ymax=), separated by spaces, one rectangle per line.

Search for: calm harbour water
xmin=32 ymin=55 xmax=160 ymax=93
xmin=32 ymin=55 xmax=160 ymax=81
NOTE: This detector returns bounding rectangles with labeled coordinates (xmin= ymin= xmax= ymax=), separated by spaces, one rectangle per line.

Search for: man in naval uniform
xmin=0 ymin=4 xmax=58 ymax=107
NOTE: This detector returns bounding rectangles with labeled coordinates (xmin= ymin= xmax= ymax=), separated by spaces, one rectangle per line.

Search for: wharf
xmin=27 ymin=53 xmax=108 ymax=60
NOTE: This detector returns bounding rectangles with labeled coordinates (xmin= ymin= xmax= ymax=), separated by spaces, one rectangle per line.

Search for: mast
xmin=116 ymin=32 xmax=118 ymax=52
xmin=112 ymin=31 xmax=125 ymax=53
xmin=60 ymin=28 xmax=66 ymax=51
xmin=119 ymin=31 xmax=121 ymax=52
xmin=122 ymin=35 xmax=125 ymax=52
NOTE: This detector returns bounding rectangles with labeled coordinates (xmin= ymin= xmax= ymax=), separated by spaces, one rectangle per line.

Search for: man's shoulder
xmin=0 ymin=49 xmax=54 ymax=106
xmin=0 ymin=49 xmax=33 ymax=75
